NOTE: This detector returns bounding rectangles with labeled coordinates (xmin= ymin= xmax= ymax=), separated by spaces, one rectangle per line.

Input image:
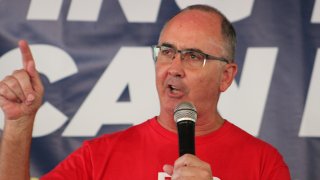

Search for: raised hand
xmin=0 ymin=40 xmax=44 ymax=180
xmin=0 ymin=40 xmax=44 ymax=121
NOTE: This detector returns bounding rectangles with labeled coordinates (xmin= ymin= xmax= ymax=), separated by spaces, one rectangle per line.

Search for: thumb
xmin=163 ymin=164 xmax=174 ymax=176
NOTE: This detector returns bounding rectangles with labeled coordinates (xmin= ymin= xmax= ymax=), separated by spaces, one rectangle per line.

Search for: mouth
xmin=169 ymin=84 xmax=178 ymax=92
xmin=163 ymin=76 xmax=186 ymax=98
xmin=166 ymin=83 xmax=184 ymax=98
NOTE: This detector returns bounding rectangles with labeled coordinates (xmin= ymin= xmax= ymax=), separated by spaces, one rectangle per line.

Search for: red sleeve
xmin=40 ymin=141 xmax=93 ymax=180
xmin=267 ymin=156 xmax=291 ymax=180
xmin=261 ymin=145 xmax=291 ymax=180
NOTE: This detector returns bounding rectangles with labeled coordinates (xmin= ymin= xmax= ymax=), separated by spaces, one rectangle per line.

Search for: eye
xmin=185 ymin=51 xmax=204 ymax=61
xmin=160 ymin=46 xmax=174 ymax=57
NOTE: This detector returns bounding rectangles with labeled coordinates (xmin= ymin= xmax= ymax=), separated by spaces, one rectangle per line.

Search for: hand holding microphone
xmin=163 ymin=102 xmax=213 ymax=179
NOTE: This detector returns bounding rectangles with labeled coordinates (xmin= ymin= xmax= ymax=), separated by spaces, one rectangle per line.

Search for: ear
xmin=219 ymin=63 xmax=238 ymax=92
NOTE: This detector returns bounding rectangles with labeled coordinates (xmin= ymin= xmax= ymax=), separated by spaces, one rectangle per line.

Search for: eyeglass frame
xmin=151 ymin=44 xmax=230 ymax=68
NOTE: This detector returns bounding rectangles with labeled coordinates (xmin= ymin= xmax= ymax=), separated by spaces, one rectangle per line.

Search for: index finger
xmin=18 ymin=40 xmax=34 ymax=70
xmin=17 ymin=40 xmax=43 ymax=93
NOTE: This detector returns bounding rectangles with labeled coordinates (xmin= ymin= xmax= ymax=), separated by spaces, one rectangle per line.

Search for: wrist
xmin=3 ymin=116 xmax=35 ymax=140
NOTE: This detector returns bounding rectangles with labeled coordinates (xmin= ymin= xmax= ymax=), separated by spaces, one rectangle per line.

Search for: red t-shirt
xmin=41 ymin=117 xmax=290 ymax=180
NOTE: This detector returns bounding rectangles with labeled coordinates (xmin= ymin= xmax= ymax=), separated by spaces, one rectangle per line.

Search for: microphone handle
xmin=177 ymin=120 xmax=195 ymax=156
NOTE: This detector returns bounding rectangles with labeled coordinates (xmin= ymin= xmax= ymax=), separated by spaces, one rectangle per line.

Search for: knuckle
xmin=13 ymin=70 xmax=30 ymax=81
xmin=0 ymin=82 xmax=8 ymax=94
xmin=4 ymin=75 xmax=13 ymax=81
xmin=4 ymin=76 xmax=17 ymax=87
xmin=12 ymin=69 xmax=25 ymax=75
xmin=8 ymin=79 xmax=19 ymax=89
xmin=180 ymin=154 xmax=189 ymax=161
xmin=13 ymin=69 xmax=29 ymax=79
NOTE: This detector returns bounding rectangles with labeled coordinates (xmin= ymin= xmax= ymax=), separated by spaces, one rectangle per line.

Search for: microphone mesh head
xmin=174 ymin=102 xmax=197 ymax=123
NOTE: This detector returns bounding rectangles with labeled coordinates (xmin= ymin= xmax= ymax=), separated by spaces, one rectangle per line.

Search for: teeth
xmin=169 ymin=85 xmax=177 ymax=91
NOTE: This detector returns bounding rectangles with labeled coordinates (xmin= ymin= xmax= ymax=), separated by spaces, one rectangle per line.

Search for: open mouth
xmin=165 ymin=78 xmax=185 ymax=98
xmin=169 ymin=84 xmax=178 ymax=92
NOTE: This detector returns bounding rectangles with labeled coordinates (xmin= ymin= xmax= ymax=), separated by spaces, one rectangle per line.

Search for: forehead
xmin=159 ymin=10 xmax=223 ymax=51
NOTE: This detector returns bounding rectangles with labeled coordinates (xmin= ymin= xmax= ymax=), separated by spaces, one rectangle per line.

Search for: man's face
xmin=156 ymin=10 xmax=228 ymax=117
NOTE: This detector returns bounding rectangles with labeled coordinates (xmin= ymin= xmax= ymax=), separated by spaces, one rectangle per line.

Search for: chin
xmin=160 ymin=99 xmax=178 ymax=113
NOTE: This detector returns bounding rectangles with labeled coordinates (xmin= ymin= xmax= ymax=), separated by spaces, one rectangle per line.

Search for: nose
xmin=168 ymin=53 xmax=185 ymax=77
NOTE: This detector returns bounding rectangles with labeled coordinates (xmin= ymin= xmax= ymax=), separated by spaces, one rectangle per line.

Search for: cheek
xmin=155 ymin=64 xmax=167 ymax=90
xmin=192 ymin=73 xmax=220 ymax=95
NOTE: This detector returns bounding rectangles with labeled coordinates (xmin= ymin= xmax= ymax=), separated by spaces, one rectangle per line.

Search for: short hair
xmin=163 ymin=4 xmax=237 ymax=62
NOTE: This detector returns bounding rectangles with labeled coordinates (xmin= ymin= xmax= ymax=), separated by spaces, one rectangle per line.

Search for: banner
xmin=0 ymin=0 xmax=319 ymax=179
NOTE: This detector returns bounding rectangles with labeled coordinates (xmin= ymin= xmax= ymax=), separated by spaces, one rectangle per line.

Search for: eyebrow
xmin=184 ymin=48 xmax=204 ymax=54
xmin=160 ymin=43 xmax=205 ymax=54
xmin=160 ymin=42 xmax=175 ymax=48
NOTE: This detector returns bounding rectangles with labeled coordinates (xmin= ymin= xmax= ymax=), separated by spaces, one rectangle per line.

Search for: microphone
xmin=174 ymin=102 xmax=197 ymax=156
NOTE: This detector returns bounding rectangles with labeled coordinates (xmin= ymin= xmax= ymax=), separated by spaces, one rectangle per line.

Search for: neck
xmin=157 ymin=111 xmax=224 ymax=136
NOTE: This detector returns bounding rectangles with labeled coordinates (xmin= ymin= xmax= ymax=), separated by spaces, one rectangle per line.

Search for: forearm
xmin=0 ymin=40 xmax=43 ymax=180
xmin=0 ymin=116 xmax=35 ymax=180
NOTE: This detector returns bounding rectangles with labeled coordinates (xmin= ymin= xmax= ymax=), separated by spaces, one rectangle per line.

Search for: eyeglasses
xmin=152 ymin=45 xmax=229 ymax=68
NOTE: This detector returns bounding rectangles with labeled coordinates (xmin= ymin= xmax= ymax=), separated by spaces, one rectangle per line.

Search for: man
xmin=0 ymin=4 xmax=290 ymax=179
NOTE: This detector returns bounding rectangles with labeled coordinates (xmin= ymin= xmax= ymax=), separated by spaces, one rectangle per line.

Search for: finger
xmin=0 ymin=95 xmax=5 ymax=105
xmin=173 ymin=154 xmax=212 ymax=179
xmin=2 ymin=76 xmax=26 ymax=102
xmin=174 ymin=154 xmax=211 ymax=172
xmin=171 ymin=166 xmax=193 ymax=179
xmin=172 ymin=166 xmax=211 ymax=179
xmin=19 ymin=40 xmax=34 ymax=70
xmin=0 ymin=82 xmax=21 ymax=103
xmin=174 ymin=154 xmax=201 ymax=168
xmin=12 ymin=69 xmax=35 ymax=105
xmin=18 ymin=40 xmax=43 ymax=93
xmin=163 ymin=164 xmax=174 ymax=176
xmin=0 ymin=96 xmax=8 ymax=109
